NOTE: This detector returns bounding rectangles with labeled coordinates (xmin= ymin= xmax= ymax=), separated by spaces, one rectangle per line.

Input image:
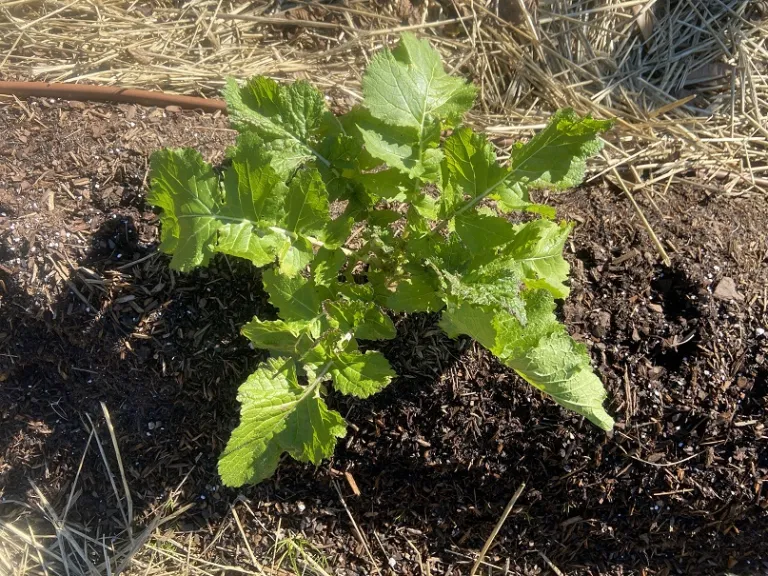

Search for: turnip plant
xmin=148 ymin=34 xmax=614 ymax=487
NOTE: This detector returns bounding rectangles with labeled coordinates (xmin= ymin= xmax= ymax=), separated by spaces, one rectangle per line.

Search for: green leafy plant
xmin=148 ymin=34 xmax=614 ymax=487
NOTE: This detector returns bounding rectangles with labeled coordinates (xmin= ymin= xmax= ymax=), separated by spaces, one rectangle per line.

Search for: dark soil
xmin=1 ymin=98 xmax=767 ymax=576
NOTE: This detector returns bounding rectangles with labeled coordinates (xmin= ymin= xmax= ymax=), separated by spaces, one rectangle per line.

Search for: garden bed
xmin=1 ymin=97 xmax=767 ymax=575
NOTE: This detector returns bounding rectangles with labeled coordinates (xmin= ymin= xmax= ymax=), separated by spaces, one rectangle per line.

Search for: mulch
xmin=1 ymin=98 xmax=767 ymax=576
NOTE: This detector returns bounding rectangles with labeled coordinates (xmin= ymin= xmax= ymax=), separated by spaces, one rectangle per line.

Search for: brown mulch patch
xmin=1 ymin=98 xmax=767 ymax=575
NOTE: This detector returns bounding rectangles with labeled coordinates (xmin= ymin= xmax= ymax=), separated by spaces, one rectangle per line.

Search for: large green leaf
xmin=148 ymin=145 xmax=319 ymax=273
xmin=312 ymin=247 xmax=346 ymax=287
xmin=326 ymin=350 xmax=395 ymax=398
xmin=276 ymin=168 xmax=331 ymax=276
xmin=362 ymin=33 xmax=476 ymax=129
xmin=218 ymin=357 xmax=346 ymax=487
xmin=358 ymin=34 xmax=473 ymax=184
xmin=216 ymin=139 xmax=291 ymax=266
xmin=439 ymin=300 xmax=497 ymax=351
xmin=347 ymin=106 xmax=442 ymax=183
xmin=224 ymin=137 xmax=288 ymax=224
xmin=441 ymin=289 xmax=614 ymax=431
xmin=223 ymin=76 xmax=339 ymax=174
xmin=215 ymin=223 xmax=286 ymax=267
xmin=148 ymin=149 xmax=222 ymax=272
xmin=285 ymin=168 xmax=330 ymax=238
xmin=508 ymin=109 xmax=613 ymax=190
xmin=369 ymin=264 xmax=444 ymax=314
xmin=262 ymin=268 xmax=324 ymax=322
xmin=354 ymin=169 xmax=411 ymax=201
xmin=324 ymin=300 xmax=397 ymax=341
xmin=444 ymin=127 xmax=508 ymax=199
xmin=305 ymin=341 xmax=396 ymax=399
xmin=357 ymin=124 xmax=442 ymax=182
xmin=454 ymin=212 xmax=518 ymax=253
xmin=492 ymin=291 xmax=614 ymax=430
xmin=501 ymin=219 xmax=572 ymax=298
xmin=438 ymin=111 xmax=612 ymax=226
xmin=437 ymin=261 xmax=526 ymax=322
xmin=443 ymin=127 xmax=555 ymax=217
xmin=241 ymin=317 xmax=316 ymax=356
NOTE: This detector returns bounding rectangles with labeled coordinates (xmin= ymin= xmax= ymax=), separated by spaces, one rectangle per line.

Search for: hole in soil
xmin=650 ymin=266 xmax=702 ymax=324
xmin=88 ymin=214 xmax=144 ymax=261
xmin=573 ymin=247 xmax=597 ymax=270
xmin=645 ymin=266 xmax=704 ymax=371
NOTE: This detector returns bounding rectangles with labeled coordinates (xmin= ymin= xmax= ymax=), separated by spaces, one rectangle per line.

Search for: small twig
xmin=333 ymin=481 xmax=380 ymax=574
xmin=537 ymin=550 xmax=565 ymax=576
xmin=230 ymin=505 xmax=267 ymax=575
xmin=216 ymin=12 xmax=353 ymax=31
xmin=46 ymin=255 xmax=96 ymax=314
xmin=605 ymin=158 xmax=671 ymax=267
xmin=84 ymin=414 xmax=129 ymax=532
xmin=632 ymin=450 xmax=706 ymax=468
xmin=469 ymin=483 xmax=525 ymax=576
xmin=115 ymin=251 xmax=158 ymax=270
xmin=285 ymin=539 xmax=333 ymax=576
xmin=61 ymin=428 xmax=95 ymax=522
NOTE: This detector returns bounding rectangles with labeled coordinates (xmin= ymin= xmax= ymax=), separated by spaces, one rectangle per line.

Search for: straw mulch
xmin=1 ymin=0 xmax=766 ymax=196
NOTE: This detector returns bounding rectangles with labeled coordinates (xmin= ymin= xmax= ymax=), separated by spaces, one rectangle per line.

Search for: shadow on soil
xmin=1 ymin=211 xmax=765 ymax=575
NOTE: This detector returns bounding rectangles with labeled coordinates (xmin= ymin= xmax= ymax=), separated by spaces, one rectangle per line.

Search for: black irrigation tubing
xmin=0 ymin=81 xmax=227 ymax=113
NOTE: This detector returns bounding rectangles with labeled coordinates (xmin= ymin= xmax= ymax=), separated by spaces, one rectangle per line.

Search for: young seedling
xmin=149 ymin=34 xmax=614 ymax=487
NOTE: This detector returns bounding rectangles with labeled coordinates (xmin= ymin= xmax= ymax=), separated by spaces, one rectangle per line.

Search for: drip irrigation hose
xmin=0 ymin=81 xmax=226 ymax=113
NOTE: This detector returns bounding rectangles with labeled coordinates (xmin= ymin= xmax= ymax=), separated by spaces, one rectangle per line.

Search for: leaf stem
xmin=428 ymin=171 xmax=509 ymax=236
xmin=300 ymin=360 xmax=334 ymax=402
xmin=429 ymin=124 xmax=573 ymax=235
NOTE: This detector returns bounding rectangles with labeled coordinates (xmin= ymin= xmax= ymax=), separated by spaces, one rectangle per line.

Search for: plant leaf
xmin=501 ymin=219 xmax=572 ymax=298
xmin=362 ymin=33 xmax=476 ymax=129
xmin=492 ymin=290 xmax=614 ymax=430
xmin=356 ymin=169 xmax=412 ymax=201
xmin=444 ymin=127 xmax=508 ymax=199
xmin=277 ymin=235 xmax=314 ymax=277
xmin=148 ymin=149 xmax=222 ymax=272
xmin=312 ymin=247 xmax=346 ymax=287
xmin=325 ymin=300 xmax=397 ymax=341
xmin=437 ymin=261 xmax=526 ymax=322
xmin=369 ymin=264 xmax=444 ymax=313
xmin=216 ymin=223 xmax=286 ymax=267
xmin=326 ymin=350 xmax=395 ymax=398
xmin=439 ymin=300 xmax=497 ymax=350
xmin=454 ymin=212 xmax=518 ymax=253
xmin=285 ymin=168 xmax=330 ymax=238
xmin=224 ymin=136 xmax=288 ymax=224
xmin=263 ymin=268 xmax=323 ymax=322
xmin=241 ymin=317 xmax=316 ymax=356
xmin=357 ymin=122 xmax=442 ymax=182
xmin=149 ymin=146 xmax=301 ymax=271
xmin=508 ymin=109 xmax=613 ymax=190
xmin=223 ymin=77 xmax=338 ymax=174
xmin=218 ymin=357 xmax=346 ymax=487
xmin=490 ymin=181 xmax=556 ymax=218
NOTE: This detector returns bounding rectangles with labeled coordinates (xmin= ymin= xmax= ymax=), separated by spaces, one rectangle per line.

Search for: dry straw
xmin=0 ymin=407 xmax=324 ymax=576
xmin=0 ymin=0 xmax=764 ymax=197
